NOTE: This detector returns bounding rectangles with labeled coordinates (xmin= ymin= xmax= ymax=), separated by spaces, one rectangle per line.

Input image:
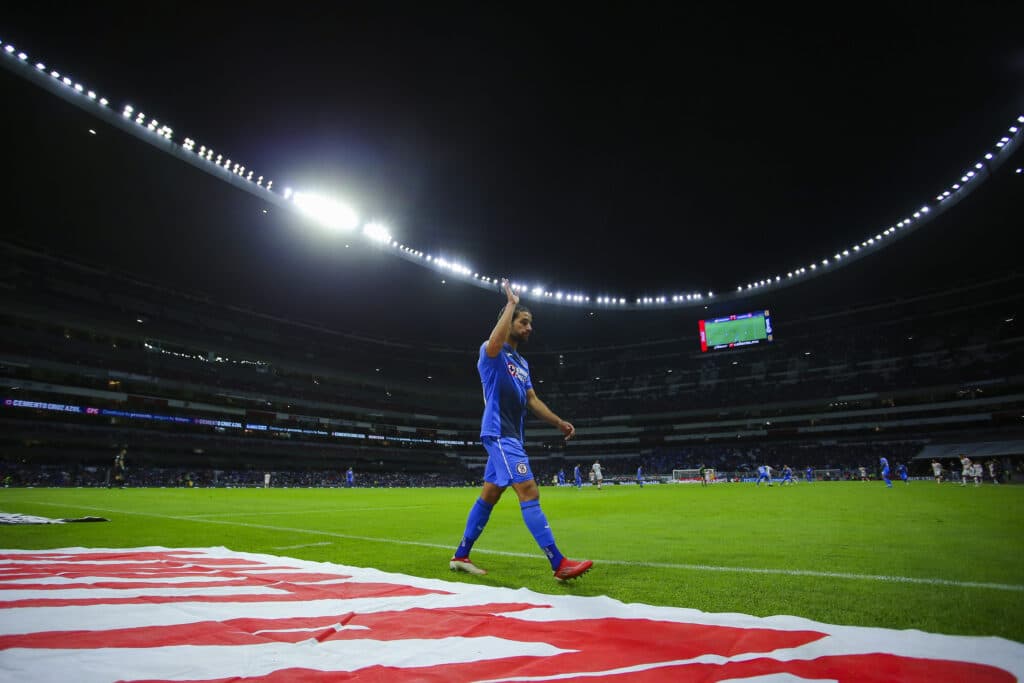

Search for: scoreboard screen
xmin=699 ymin=310 xmax=773 ymax=352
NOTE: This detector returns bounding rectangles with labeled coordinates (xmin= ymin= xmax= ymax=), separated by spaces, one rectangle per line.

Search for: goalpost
xmin=812 ymin=468 xmax=842 ymax=481
xmin=672 ymin=468 xmax=717 ymax=483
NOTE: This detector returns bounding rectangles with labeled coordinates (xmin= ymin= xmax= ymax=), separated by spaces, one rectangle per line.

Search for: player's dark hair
xmin=498 ymin=304 xmax=532 ymax=323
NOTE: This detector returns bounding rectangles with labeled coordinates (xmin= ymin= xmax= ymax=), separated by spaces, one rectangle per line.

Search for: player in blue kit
xmin=636 ymin=465 xmax=644 ymax=488
xmin=557 ymin=468 xmax=566 ymax=486
xmin=880 ymin=456 xmax=893 ymax=488
xmin=756 ymin=464 xmax=773 ymax=486
xmin=573 ymin=463 xmax=582 ymax=488
xmin=897 ymin=462 xmax=909 ymax=484
xmin=780 ymin=465 xmax=794 ymax=485
xmin=450 ymin=280 xmax=593 ymax=581
xmin=345 ymin=467 xmax=354 ymax=488
xmin=805 ymin=466 xmax=814 ymax=483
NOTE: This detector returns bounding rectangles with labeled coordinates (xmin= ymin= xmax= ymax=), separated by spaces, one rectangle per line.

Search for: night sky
xmin=1 ymin=5 xmax=1021 ymax=347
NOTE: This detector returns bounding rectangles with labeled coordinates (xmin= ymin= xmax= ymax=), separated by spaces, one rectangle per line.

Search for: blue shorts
xmin=482 ymin=436 xmax=535 ymax=487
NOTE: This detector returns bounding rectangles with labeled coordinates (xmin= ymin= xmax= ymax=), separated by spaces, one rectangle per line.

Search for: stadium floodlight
xmin=362 ymin=221 xmax=392 ymax=243
xmin=292 ymin=192 xmax=359 ymax=232
xmin=7 ymin=37 xmax=1018 ymax=312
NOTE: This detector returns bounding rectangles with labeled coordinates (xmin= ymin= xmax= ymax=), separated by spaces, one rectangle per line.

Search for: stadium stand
xmin=1 ymin=239 xmax=1022 ymax=487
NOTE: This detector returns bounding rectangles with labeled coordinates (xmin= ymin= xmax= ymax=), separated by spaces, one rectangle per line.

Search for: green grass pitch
xmin=705 ymin=315 xmax=766 ymax=346
xmin=1 ymin=481 xmax=1022 ymax=642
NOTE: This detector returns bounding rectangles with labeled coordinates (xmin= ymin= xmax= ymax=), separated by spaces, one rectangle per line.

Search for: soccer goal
xmin=672 ymin=468 xmax=716 ymax=483
xmin=812 ymin=468 xmax=843 ymax=481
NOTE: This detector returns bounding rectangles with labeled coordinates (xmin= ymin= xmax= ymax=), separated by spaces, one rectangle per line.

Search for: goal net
xmin=672 ymin=468 xmax=716 ymax=483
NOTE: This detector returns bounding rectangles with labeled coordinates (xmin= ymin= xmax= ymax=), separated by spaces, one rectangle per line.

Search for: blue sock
xmin=520 ymin=500 xmax=563 ymax=570
xmin=454 ymin=498 xmax=493 ymax=558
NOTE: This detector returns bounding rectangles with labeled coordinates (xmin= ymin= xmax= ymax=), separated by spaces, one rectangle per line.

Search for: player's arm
xmin=486 ymin=279 xmax=518 ymax=357
xmin=526 ymin=388 xmax=575 ymax=441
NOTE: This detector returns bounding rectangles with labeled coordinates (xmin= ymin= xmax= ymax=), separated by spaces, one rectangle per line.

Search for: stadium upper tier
xmin=1 ymin=239 xmax=1022 ymax=473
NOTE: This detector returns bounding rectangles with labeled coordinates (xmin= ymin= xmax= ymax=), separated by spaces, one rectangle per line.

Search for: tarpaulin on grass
xmin=0 ymin=547 xmax=1020 ymax=682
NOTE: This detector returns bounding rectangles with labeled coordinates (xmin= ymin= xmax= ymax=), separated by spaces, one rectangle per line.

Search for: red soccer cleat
xmin=553 ymin=557 xmax=593 ymax=581
xmin=449 ymin=556 xmax=487 ymax=575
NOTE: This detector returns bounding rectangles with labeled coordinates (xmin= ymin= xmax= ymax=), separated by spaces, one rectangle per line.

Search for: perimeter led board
xmin=699 ymin=310 xmax=773 ymax=352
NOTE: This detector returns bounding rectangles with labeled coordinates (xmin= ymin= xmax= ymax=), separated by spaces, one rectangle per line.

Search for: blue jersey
xmin=805 ymin=467 xmax=813 ymax=480
xmin=782 ymin=467 xmax=792 ymax=478
xmin=637 ymin=467 xmax=643 ymax=479
xmin=880 ymin=457 xmax=890 ymax=471
xmin=346 ymin=469 xmax=354 ymax=483
xmin=479 ymin=342 xmax=533 ymax=440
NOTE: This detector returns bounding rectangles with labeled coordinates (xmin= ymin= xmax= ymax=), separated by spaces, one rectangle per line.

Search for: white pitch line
xmin=271 ymin=541 xmax=334 ymax=551
xmin=184 ymin=505 xmax=426 ymax=519
xmin=24 ymin=502 xmax=1024 ymax=593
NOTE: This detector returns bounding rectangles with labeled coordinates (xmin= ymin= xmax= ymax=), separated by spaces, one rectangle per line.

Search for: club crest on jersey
xmin=516 ymin=463 xmax=529 ymax=475
xmin=507 ymin=361 xmax=527 ymax=383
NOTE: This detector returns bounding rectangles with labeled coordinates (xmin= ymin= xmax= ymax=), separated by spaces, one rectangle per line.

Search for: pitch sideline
xmin=24 ymin=501 xmax=1024 ymax=593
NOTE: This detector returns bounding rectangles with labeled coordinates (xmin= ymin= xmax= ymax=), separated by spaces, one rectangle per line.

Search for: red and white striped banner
xmin=0 ymin=547 xmax=1020 ymax=681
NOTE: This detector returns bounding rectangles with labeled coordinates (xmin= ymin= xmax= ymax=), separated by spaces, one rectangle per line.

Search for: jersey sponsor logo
xmin=0 ymin=547 xmax=1020 ymax=681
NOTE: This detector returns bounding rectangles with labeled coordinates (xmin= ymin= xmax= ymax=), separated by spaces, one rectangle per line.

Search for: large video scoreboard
xmin=698 ymin=310 xmax=773 ymax=352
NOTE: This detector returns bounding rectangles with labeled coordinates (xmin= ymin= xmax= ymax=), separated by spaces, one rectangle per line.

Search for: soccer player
xmin=780 ymin=465 xmax=794 ymax=485
xmin=880 ymin=456 xmax=892 ymax=488
xmin=972 ymin=462 xmax=983 ymax=487
xmin=111 ymin=447 xmax=127 ymax=488
xmin=931 ymin=459 xmax=943 ymax=484
xmin=592 ymin=461 xmax=603 ymax=490
xmin=959 ymin=454 xmax=972 ymax=487
xmin=805 ymin=466 xmax=814 ymax=483
xmin=987 ymin=460 xmax=1000 ymax=485
xmin=897 ymin=462 xmax=909 ymax=484
xmin=345 ymin=467 xmax=354 ymax=488
xmin=450 ymin=280 xmax=592 ymax=581
xmin=756 ymin=465 xmax=772 ymax=486
xmin=698 ymin=464 xmax=707 ymax=487
xmin=573 ymin=463 xmax=582 ymax=489
xmin=557 ymin=468 xmax=566 ymax=486
xmin=636 ymin=465 xmax=644 ymax=488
